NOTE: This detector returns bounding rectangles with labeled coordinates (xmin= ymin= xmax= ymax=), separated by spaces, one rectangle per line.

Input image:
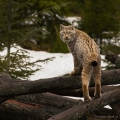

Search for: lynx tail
xmin=91 ymin=61 xmax=98 ymax=66
xmin=90 ymin=52 xmax=98 ymax=66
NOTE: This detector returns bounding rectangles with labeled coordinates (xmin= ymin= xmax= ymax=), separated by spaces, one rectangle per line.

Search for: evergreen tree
xmin=79 ymin=0 xmax=120 ymax=53
xmin=16 ymin=0 xmax=83 ymax=53
xmin=0 ymin=0 xmax=51 ymax=79
xmin=24 ymin=0 xmax=70 ymax=53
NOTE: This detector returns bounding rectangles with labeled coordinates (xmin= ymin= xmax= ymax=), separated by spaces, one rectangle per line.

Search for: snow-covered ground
xmin=0 ymin=45 xmax=107 ymax=80
xmin=29 ymin=51 xmax=107 ymax=80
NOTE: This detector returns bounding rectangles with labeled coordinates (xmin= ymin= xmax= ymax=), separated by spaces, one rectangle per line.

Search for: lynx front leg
xmin=81 ymin=66 xmax=92 ymax=101
xmin=71 ymin=54 xmax=82 ymax=76
xmin=93 ymin=65 xmax=102 ymax=98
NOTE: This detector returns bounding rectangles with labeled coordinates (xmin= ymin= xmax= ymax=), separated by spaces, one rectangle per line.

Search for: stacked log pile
xmin=0 ymin=52 xmax=120 ymax=120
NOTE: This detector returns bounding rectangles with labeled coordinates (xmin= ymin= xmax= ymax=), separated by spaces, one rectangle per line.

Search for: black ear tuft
xmin=91 ymin=61 xmax=98 ymax=66
xmin=60 ymin=24 xmax=64 ymax=30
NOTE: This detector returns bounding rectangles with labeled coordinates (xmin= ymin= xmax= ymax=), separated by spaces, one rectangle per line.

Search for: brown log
xmin=51 ymin=88 xmax=92 ymax=97
xmin=51 ymin=86 xmax=118 ymax=97
xmin=87 ymin=108 xmax=118 ymax=120
xmin=1 ymin=78 xmax=28 ymax=84
xmin=110 ymin=101 xmax=120 ymax=119
xmin=105 ymin=51 xmax=120 ymax=67
xmin=0 ymin=99 xmax=64 ymax=120
xmin=14 ymin=92 xmax=80 ymax=109
xmin=48 ymin=86 xmax=120 ymax=120
xmin=1 ymin=86 xmax=118 ymax=120
xmin=102 ymin=86 xmax=120 ymax=119
xmin=0 ymin=72 xmax=12 ymax=79
xmin=0 ymin=69 xmax=120 ymax=104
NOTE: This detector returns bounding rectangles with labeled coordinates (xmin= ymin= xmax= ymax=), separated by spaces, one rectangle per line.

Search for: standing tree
xmin=18 ymin=0 xmax=84 ymax=53
xmin=25 ymin=0 xmax=70 ymax=53
xmin=0 ymin=0 xmax=51 ymax=79
xmin=79 ymin=0 xmax=120 ymax=53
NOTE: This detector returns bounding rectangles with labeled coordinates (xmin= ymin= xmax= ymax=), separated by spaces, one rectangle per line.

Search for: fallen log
xmin=102 ymin=86 xmax=120 ymax=119
xmin=0 ymin=86 xmax=118 ymax=120
xmin=0 ymin=99 xmax=64 ymax=120
xmin=51 ymin=86 xmax=118 ymax=97
xmin=14 ymin=92 xmax=80 ymax=109
xmin=105 ymin=51 xmax=120 ymax=67
xmin=86 ymin=108 xmax=118 ymax=120
xmin=48 ymin=86 xmax=120 ymax=120
xmin=0 ymin=69 xmax=120 ymax=104
xmin=110 ymin=101 xmax=120 ymax=119
xmin=51 ymin=87 xmax=94 ymax=97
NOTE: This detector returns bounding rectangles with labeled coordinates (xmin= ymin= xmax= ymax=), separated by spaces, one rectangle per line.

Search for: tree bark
xmin=0 ymin=86 xmax=118 ymax=120
xmin=105 ymin=51 xmax=120 ymax=67
xmin=14 ymin=92 xmax=80 ymax=109
xmin=86 ymin=108 xmax=118 ymax=120
xmin=0 ymin=69 xmax=120 ymax=103
xmin=102 ymin=86 xmax=120 ymax=119
xmin=51 ymin=86 xmax=118 ymax=97
xmin=0 ymin=99 xmax=64 ymax=120
xmin=7 ymin=1 xmax=12 ymax=73
xmin=48 ymin=86 xmax=120 ymax=120
xmin=52 ymin=87 xmax=94 ymax=97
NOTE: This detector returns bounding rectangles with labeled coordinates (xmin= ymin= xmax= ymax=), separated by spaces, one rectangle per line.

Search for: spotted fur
xmin=60 ymin=24 xmax=101 ymax=101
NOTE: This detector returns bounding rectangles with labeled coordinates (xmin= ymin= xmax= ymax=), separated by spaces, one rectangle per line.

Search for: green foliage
xmin=20 ymin=0 xmax=74 ymax=53
xmin=76 ymin=0 xmax=120 ymax=54
xmin=79 ymin=0 xmax=120 ymax=39
xmin=0 ymin=45 xmax=54 ymax=79
xmin=102 ymin=44 xmax=120 ymax=55
xmin=2 ymin=0 xmax=82 ymax=53
xmin=0 ymin=0 xmax=49 ymax=48
xmin=0 ymin=0 xmax=51 ymax=79
xmin=102 ymin=59 xmax=116 ymax=70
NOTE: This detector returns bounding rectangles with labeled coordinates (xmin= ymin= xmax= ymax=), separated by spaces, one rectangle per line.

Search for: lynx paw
xmin=94 ymin=93 xmax=102 ymax=98
xmin=84 ymin=96 xmax=91 ymax=102
xmin=71 ymin=70 xmax=81 ymax=76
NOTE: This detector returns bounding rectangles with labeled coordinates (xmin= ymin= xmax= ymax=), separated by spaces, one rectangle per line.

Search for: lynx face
xmin=60 ymin=24 xmax=76 ymax=44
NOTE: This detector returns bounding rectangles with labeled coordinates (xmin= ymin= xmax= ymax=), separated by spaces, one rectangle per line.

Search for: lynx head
xmin=60 ymin=24 xmax=76 ymax=44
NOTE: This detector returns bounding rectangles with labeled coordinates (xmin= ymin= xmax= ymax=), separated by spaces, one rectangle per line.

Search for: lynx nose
xmin=66 ymin=37 xmax=68 ymax=39
xmin=65 ymin=35 xmax=69 ymax=39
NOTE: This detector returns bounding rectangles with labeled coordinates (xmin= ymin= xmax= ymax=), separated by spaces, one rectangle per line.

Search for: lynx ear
xmin=69 ymin=25 xmax=74 ymax=30
xmin=60 ymin=24 xmax=64 ymax=30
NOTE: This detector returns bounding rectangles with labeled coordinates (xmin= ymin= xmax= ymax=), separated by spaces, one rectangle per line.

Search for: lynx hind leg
xmin=93 ymin=65 xmax=102 ymax=98
xmin=81 ymin=66 xmax=92 ymax=101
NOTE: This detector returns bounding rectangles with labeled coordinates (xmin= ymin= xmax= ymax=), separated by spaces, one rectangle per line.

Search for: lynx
xmin=60 ymin=24 xmax=101 ymax=101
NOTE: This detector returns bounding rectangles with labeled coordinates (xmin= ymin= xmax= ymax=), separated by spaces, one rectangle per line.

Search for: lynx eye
xmin=65 ymin=30 xmax=70 ymax=34
xmin=70 ymin=32 xmax=74 ymax=35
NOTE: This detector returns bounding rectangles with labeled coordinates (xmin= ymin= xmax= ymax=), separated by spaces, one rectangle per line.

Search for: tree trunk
xmin=48 ymin=86 xmax=120 ymax=120
xmin=7 ymin=1 xmax=12 ymax=73
xmin=52 ymin=85 xmax=118 ymax=97
xmin=14 ymin=92 xmax=80 ymax=109
xmin=102 ymin=86 xmax=120 ymax=119
xmin=0 ymin=69 xmax=120 ymax=104
xmin=105 ymin=51 xmax=120 ymax=67
xmin=0 ymin=99 xmax=64 ymax=120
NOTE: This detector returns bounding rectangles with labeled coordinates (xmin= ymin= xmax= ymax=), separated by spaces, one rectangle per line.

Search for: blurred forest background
xmin=0 ymin=0 xmax=120 ymax=79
